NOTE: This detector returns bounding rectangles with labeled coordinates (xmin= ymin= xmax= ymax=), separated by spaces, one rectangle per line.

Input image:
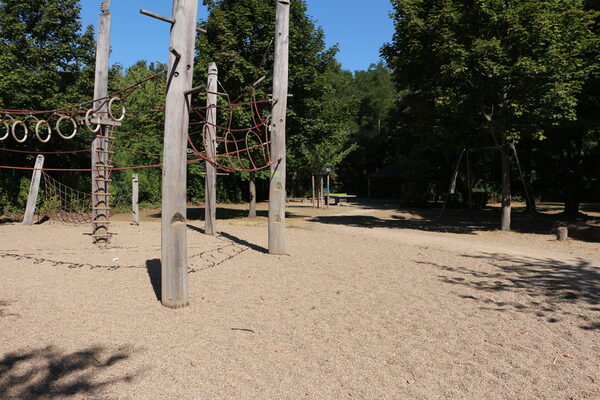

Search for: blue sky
xmin=78 ymin=0 xmax=394 ymax=72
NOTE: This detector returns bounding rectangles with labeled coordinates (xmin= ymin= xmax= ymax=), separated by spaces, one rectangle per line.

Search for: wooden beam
xmin=160 ymin=0 xmax=198 ymax=309
xmin=91 ymin=0 xmax=112 ymax=244
xmin=248 ymin=171 xmax=257 ymax=218
xmin=23 ymin=155 xmax=44 ymax=226
xmin=204 ymin=62 xmax=217 ymax=235
xmin=326 ymin=174 xmax=330 ymax=209
xmin=131 ymin=174 xmax=139 ymax=225
xmin=140 ymin=8 xmax=206 ymax=34
xmin=312 ymin=175 xmax=315 ymax=208
xmin=268 ymin=0 xmax=290 ymax=255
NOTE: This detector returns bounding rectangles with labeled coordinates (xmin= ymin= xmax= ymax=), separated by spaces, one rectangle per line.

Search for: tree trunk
xmin=500 ymin=148 xmax=511 ymax=231
xmin=248 ymin=172 xmax=256 ymax=218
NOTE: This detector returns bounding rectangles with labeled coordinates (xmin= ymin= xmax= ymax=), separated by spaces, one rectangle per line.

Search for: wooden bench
xmin=328 ymin=194 xmax=357 ymax=205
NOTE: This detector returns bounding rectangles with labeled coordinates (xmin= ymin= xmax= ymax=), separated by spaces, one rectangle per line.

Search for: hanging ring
xmin=85 ymin=108 xmax=101 ymax=133
xmin=56 ymin=115 xmax=78 ymax=140
xmin=12 ymin=120 xmax=28 ymax=143
xmin=108 ymin=97 xmax=126 ymax=121
xmin=0 ymin=119 xmax=10 ymax=141
xmin=35 ymin=120 xmax=52 ymax=143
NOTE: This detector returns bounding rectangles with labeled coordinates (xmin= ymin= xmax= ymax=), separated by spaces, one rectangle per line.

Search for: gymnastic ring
xmin=56 ymin=115 xmax=78 ymax=140
xmin=85 ymin=108 xmax=101 ymax=133
xmin=12 ymin=120 xmax=28 ymax=143
xmin=108 ymin=97 xmax=126 ymax=121
xmin=35 ymin=120 xmax=52 ymax=143
xmin=0 ymin=120 xmax=10 ymax=141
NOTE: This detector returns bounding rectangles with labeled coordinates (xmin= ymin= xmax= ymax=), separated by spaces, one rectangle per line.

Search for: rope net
xmin=40 ymin=172 xmax=92 ymax=224
xmin=187 ymin=83 xmax=275 ymax=173
xmin=39 ymin=171 xmax=131 ymax=224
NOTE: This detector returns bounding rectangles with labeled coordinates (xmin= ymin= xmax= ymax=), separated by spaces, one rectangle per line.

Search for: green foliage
xmin=383 ymin=0 xmax=597 ymax=145
xmin=333 ymin=64 xmax=396 ymax=195
xmin=382 ymin=0 xmax=599 ymax=213
xmin=0 ymin=0 xmax=95 ymax=212
xmin=110 ymin=61 xmax=167 ymax=207
xmin=196 ymin=0 xmax=354 ymax=197
xmin=38 ymin=194 xmax=60 ymax=217
xmin=0 ymin=0 xmax=95 ymax=110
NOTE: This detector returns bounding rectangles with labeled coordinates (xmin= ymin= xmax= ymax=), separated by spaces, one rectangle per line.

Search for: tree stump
xmin=555 ymin=226 xmax=568 ymax=241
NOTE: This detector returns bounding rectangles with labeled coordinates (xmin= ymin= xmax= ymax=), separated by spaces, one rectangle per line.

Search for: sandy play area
xmin=0 ymin=202 xmax=599 ymax=399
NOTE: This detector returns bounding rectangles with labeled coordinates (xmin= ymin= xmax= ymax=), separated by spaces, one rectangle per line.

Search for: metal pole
xmin=510 ymin=143 xmax=535 ymax=216
xmin=439 ymin=149 xmax=465 ymax=218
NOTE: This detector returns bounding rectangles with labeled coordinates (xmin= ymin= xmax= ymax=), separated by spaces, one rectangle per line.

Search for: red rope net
xmin=187 ymin=85 xmax=274 ymax=173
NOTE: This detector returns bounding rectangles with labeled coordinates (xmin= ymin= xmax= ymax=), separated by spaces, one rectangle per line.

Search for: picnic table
xmin=328 ymin=193 xmax=357 ymax=205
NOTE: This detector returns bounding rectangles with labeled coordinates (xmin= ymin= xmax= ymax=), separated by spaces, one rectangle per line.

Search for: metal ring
xmin=56 ymin=115 xmax=78 ymax=140
xmin=12 ymin=120 xmax=28 ymax=143
xmin=85 ymin=108 xmax=101 ymax=133
xmin=35 ymin=120 xmax=52 ymax=143
xmin=108 ymin=97 xmax=126 ymax=121
xmin=0 ymin=120 xmax=9 ymax=141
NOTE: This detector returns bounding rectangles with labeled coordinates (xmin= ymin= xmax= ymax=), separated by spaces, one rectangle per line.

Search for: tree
xmin=0 ymin=0 xmax=95 ymax=213
xmin=195 ymin=0 xmax=353 ymax=199
xmin=0 ymin=0 xmax=94 ymax=110
xmin=383 ymin=0 xmax=598 ymax=230
xmin=334 ymin=63 xmax=396 ymax=196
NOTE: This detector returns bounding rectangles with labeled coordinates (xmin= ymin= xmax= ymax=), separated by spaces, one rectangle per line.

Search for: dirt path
xmin=0 ymin=203 xmax=598 ymax=399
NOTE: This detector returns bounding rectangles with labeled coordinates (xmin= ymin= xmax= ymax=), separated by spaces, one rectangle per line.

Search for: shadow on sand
xmin=420 ymin=252 xmax=600 ymax=330
xmin=0 ymin=300 xmax=18 ymax=318
xmin=0 ymin=345 xmax=135 ymax=399
xmin=150 ymin=206 xmax=301 ymax=221
xmin=145 ymin=259 xmax=161 ymax=302
xmin=309 ymin=203 xmax=600 ymax=242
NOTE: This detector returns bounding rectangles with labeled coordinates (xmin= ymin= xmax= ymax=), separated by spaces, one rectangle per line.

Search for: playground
xmin=1 ymin=201 xmax=598 ymax=399
xmin=1 ymin=0 xmax=599 ymax=398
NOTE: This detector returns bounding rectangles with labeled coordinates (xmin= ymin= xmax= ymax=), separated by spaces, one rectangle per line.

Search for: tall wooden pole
xmin=160 ymin=0 xmax=198 ymax=308
xmin=205 ymin=62 xmax=218 ymax=235
xmin=23 ymin=155 xmax=44 ymax=226
xmin=131 ymin=174 xmax=139 ymax=225
xmin=311 ymin=175 xmax=315 ymax=208
xmin=326 ymin=174 xmax=330 ymax=209
xmin=91 ymin=0 xmax=112 ymax=243
xmin=268 ymin=0 xmax=290 ymax=255
xmin=466 ymin=150 xmax=472 ymax=208
xmin=248 ymin=172 xmax=257 ymax=218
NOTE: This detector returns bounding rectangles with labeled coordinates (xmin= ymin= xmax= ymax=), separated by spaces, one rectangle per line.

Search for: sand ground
xmin=1 ymin=202 xmax=599 ymax=399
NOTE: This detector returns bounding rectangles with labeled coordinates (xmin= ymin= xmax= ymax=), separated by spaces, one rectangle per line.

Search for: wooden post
xmin=131 ymin=174 xmax=139 ymax=225
xmin=311 ymin=175 xmax=315 ymax=208
xmin=23 ymin=155 xmax=44 ymax=225
xmin=160 ymin=0 xmax=198 ymax=308
xmin=268 ymin=0 xmax=290 ymax=255
xmin=556 ymin=226 xmax=568 ymax=241
xmin=205 ymin=62 xmax=218 ymax=235
xmin=320 ymin=176 xmax=324 ymax=209
xmin=91 ymin=0 xmax=112 ymax=243
xmin=368 ymin=178 xmax=372 ymax=199
xmin=326 ymin=174 xmax=330 ymax=209
xmin=466 ymin=150 xmax=472 ymax=208
xmin=248 ymin=172 xmax=257 ymax=218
